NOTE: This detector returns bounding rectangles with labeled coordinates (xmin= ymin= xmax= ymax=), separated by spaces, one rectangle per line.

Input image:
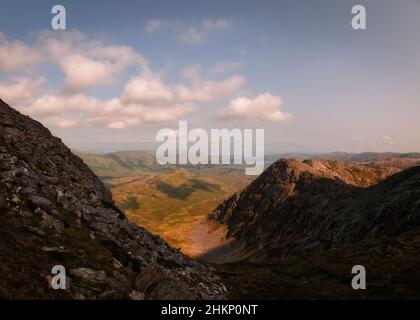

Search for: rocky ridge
xmin=0 ymin=99 xmax=226 ymax=299
xmin=205 ymin=158 xmax=420 ymax=262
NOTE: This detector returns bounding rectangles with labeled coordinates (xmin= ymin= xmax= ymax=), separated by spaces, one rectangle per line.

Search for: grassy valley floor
xmin=102 ymin=167 xmax=253 ymax=254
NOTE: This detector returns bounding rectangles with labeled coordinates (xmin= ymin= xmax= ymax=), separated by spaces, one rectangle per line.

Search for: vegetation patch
xmin=157 ymin=181 xmax=192 ymax=200
xmin=122 ymin=196 xmax=141 ymax=210
xmin=157 ymin=179 xmax=220 ymax=200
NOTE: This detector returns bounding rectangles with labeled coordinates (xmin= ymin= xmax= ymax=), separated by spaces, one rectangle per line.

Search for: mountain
xmin=78 ymin=150 xmax=420 ymax=178
xmin=203 ymin=158 xmax=420 ymax=262
xmin=0 ymin=99 xmax=226 ymax=299
xmin=75 ymin=150 xmax=248 ymax=179
xmin=73 ymin=150 xmax=175 ymax=177
xmin=264 ymin=152 xmax=420 ymax=167
xmin=312 ymin=151 xmax=420 ymax=163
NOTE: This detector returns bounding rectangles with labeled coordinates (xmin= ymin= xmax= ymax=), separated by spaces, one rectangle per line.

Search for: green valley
xmin=76 ymin=151 xmax=253 ymax=254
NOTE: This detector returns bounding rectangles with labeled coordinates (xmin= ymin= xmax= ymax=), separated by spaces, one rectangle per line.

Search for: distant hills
xmin=73 ymin=150 xmax=171 ymax=177
xmin=312 ymin=151 xmax=420 ymax=163
xmin=75 ymin=150 xmax=249 ymax=178
xmin=266 ymin=151 xmax=420 ymax=166
xmin=77 ymin=150 xmax=420 ymax=177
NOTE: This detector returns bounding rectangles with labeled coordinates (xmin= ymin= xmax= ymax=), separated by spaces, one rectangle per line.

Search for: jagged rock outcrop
xmin=0 ymin=99 xmax=226 ymax=299
xmin=205 ymin=158 xmax=420 ymax=262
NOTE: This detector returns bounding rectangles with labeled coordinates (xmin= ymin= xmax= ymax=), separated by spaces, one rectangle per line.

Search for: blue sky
xmin=0 ymin=0 xmax=420 ymax=153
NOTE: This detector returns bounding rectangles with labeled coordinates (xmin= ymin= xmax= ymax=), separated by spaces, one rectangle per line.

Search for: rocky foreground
xmin=0 ymin=99 xmax=226 ymax=299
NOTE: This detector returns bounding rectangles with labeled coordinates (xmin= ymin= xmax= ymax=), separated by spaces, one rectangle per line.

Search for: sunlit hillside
xmin=77 ymin=151 xmax=254 ymax=252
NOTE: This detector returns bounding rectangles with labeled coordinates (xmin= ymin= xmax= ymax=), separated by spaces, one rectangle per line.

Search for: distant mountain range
xmin=265 ymin=151 xmax=420 ymax=166
xmin=74 ymin=150 xmax=250 ymax=178
xmin=76 ymin=150 xmax=420 ymax=178
xmin=74 ymin=150 xmax=172 ymax=177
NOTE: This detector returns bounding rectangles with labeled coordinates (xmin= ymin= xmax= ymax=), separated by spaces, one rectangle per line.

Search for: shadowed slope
xmin=0 ymin=99 xmax=226 ymax=299
xmin=203 ymin=159 xmax=420 ymax=262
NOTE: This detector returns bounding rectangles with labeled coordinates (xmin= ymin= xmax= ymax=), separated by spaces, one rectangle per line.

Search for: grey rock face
xmin=208 ymin=158 xmax=420 ymax=261
xmin=29 ymin=195 xmax=53 ymax=211
xmin=0 ymin=99 xmax=225 ymax=300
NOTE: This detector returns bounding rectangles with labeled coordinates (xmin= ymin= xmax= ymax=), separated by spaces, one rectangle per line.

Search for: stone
xmin=29 ymin=195 xmax=53 ymax=211
xmin=129 ymin=291 xmax=145 ymax=300
xmin=40 ymin=214 xmax=65 ymax=235
xmin=0 ymin=194 xmax=8 ymax=212
xmin=42 ymin=246 xmax=67 ymax=253
xmin=26 ymin=226 xmax=47 ymax=236
xmin=70 ymin=268 xmax=107 ymax=284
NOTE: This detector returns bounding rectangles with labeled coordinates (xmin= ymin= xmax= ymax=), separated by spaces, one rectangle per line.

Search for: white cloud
xmin=181 ymin=64 xmax=202 ymax=83
xmin=121 ymin=76 xmax=175 ymax=104
xmin=175 ymin=75 xmax=246 ymax=103
xmin=21 ymin=68 xmax=244 ymax=129
xmin=178 ymin=27 xmax=207 ymax=45
xmin=218 ymin=92 xmax=292 ymax=122
xmin=122 ymin=68 xmax=246 ymax=105
xmin=23 ymin=93 xmax=194 ymax=129
xmin=0 ymin=33 xmax=41 ymax=72
xmin=0 ymin=77 xmax=45 ymax=105
xmin=60 ymin=55 xmax=114 ymax=92
xmin=37 ymin=31 xmax=149 ymax=92
xmin=145 ymin=19 xmax=233 ymax=44
xmin=382 ymin=135 xmax=396 ymax=145
xmin=0 ymin=30 xmax=247 ymax=130
xmin=0 ymin=30 xmax=150 ymax=93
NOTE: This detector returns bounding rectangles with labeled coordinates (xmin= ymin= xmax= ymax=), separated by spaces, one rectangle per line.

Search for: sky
xmin=0 ymin=0 xmax=419 ymax=154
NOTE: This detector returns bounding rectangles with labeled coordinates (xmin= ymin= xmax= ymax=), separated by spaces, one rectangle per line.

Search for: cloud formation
xmin=1 ymin=31 xmax=148 ymax=92
xmin=0 ymin=77 xmax=45 ymax=105
xmin=382 ymin=135 xmax=396 ymax=145
xmin=0 ymin=32 xmax=245 ymax=129
xmin=0 ymin=29 xmax=284 ymax=131
xmin=218 ymin=92 xmax=292 ymax=122
xmin=39 ymin=31 xmax=148 ymax=92
xmin=25 ymin=93 xmax=194 ymax=129
xmin=121 ymin=69 xmax=246 ymax=107
xmin=145 ymin=19 xmax=233 ymax=44
xmin=20 ymin=66 xmax=245 ymax=129
xmin=0 ymin=33 xmax=41 ymax=72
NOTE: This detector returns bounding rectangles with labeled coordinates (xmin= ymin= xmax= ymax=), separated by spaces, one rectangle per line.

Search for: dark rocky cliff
xmin=207 ymin=158 xmax=420 ymax=261
xmin=0 ymin=99 xmax=226 ymax=299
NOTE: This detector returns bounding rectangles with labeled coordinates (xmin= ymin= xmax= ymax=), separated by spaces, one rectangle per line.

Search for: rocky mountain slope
xmin=0 ymin=99 xmax=226 ymax=299
xmin=312 ymin=151 xmax=420 ymax=163
xmin=205 ymin=158 xmax=420 ymax=262
xmin=264 ymin=152 xmax=420 ymax=168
